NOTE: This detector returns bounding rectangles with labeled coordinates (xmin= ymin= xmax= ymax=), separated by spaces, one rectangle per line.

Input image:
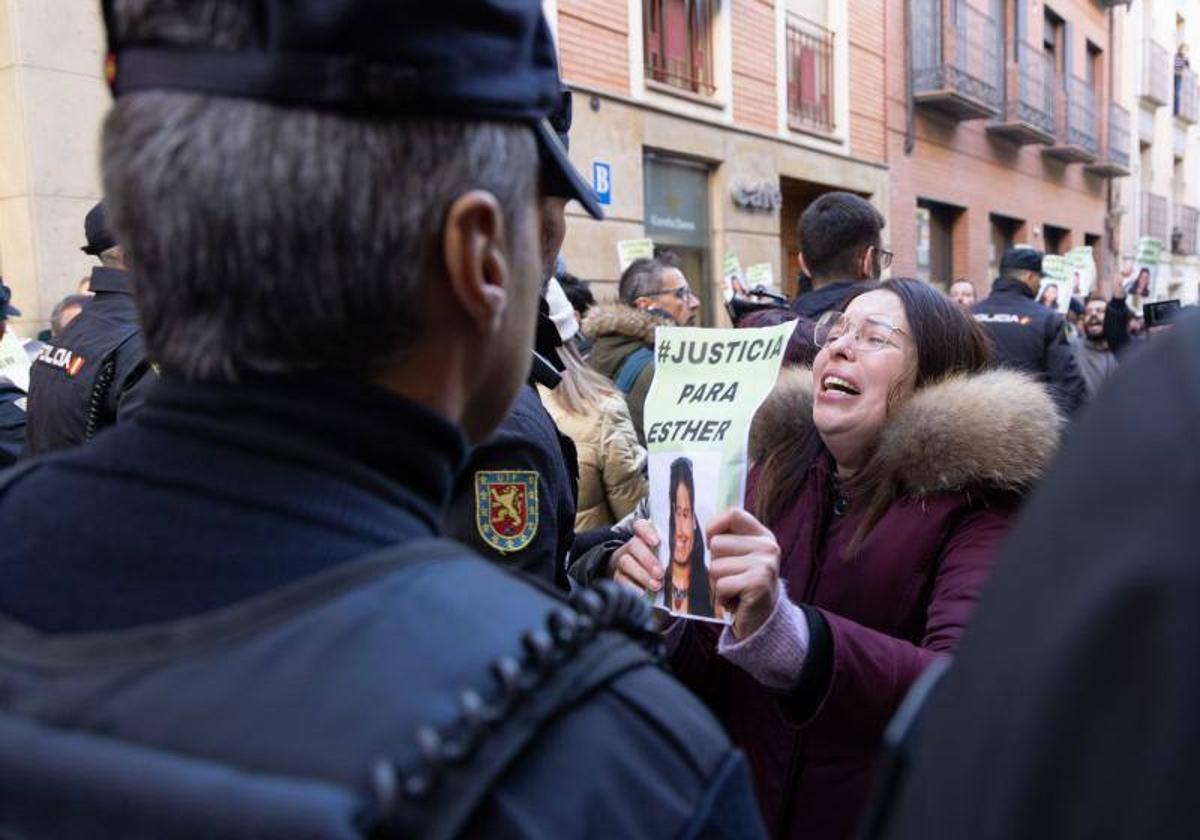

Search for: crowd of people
xmin=0 ymin=2 xmax=1195 ymax=839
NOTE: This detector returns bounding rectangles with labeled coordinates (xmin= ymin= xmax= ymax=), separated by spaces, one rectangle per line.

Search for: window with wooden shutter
xmin=643 ymin=0 xmax=716 ymax=95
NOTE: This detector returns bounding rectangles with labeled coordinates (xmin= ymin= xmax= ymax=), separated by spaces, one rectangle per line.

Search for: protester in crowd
xmin=24 ymin=202 xmax=153 ymax=456
xmin=582 ymin=253 xmax=700 ymax=444
xmin=1070 ymin=296 xmax=1120 ymax=397
xmin=1065 ymin=296 xmax=1084 ymax=340
xmin=948 ymin=279 xmax=976 ymax=308
xmin=48 ymin=293 xmax=90 ymax=338
xmin=1175 ymin=43 xmax=1190 ymax=116
xmin=876 ymin=309 xmax=1200 ymax=840
xmin=973 ymin=247 xmax=1087 ymax=415
xmin=539 ymin=324 xmax=647 ymax=532
xmin=557 ymin=269 xmax=595 ymax=326
xmin=583 ymin=279 xmax=1061 ymax=840
xmin=0 ymin=4 xmax=763 ymax=838
xmin=443 ymin=90 xmax=583 ymax=590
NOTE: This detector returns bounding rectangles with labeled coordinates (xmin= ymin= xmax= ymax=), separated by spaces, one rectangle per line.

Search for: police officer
xmin=0 ymin=3 xmax=763 ymax=838
xmin=972 ymin=247 xmax=1087 ymax=415
xmin=444 ymin=89 xmax=581 ymax=589
xmin=24 ymin=202 xmax=152 ymax=455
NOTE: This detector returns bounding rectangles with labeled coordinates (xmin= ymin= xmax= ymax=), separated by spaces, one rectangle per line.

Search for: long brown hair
xmin=752 ymin=279 xmax=991 ymax=552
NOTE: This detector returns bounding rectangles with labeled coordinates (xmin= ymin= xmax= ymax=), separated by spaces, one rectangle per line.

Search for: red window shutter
xmin=690 ymin=0 xmax=712 ymax=91
xmin=645 ymin=0 xmax=662 ymax=74
xmin=664 ymin=0 xmax=688 ymax=82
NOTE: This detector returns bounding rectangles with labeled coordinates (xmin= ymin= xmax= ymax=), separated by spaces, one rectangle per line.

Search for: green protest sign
xmin=722 ymin=253 xmax=744 ymax=301
xmin=1135 ymin=236 xmax=1162 ymax=265
xmin=1040 ymin=254 xmax=1069 ymax=282
xmin=642 ymin=320 xmax=797 ymax=622
xmin=1065 ymin=246 xmax=1096 ymax=297
xmin=616 ymin=238 xmax=655 ymax=272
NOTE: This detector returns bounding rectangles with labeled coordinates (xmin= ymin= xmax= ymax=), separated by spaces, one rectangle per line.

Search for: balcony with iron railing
xmin=1172 ymin=204 xmax=1199 ymax=256
xmin=988 ymin=40 xmax=1056 ymax=145
xmin=1176 ymin=66 xmax=1198 ymax=125
xmin=1086 ymin=102 xmax=1132 ymax=178
xmin=644 ymin=0 xmax=717 ymax=97
xmin=1141 ymin=192 xmax=1169 ymax=242
xmin=910 ymin=0 xmax=1002 ymax=120
xmin=1043 ymin=75 xmax=1097 ymax=163
xmin=787 ymin=13 xmax=835 ymax=134
xmin=1142 ymin=39 xmax=1170 ymax=107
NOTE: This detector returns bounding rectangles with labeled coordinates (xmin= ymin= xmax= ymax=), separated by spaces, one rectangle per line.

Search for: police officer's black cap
xmin=81 ymin=202 xmax=116 ymax=256
xmin=0 ymin=279 xmax=20 ymax=319
xmin=99 ymin=0 xmax=604 ymax=220
xmin=1000 ymin=247 xmax=1044 ymax=274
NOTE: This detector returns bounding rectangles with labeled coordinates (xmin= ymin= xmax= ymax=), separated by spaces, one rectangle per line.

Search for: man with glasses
xmin=582 ymin=253 xmax=700 ymax=444
xmin=973 ymin=247 xmax=1086 ymax=415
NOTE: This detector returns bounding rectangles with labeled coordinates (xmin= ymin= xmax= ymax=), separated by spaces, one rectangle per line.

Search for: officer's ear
xmin=442 ymin=190 xmax=510 ymax=336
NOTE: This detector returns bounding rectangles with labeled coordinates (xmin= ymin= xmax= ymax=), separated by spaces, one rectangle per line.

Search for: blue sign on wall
xmin=592 ymin=160 xmax=612 ymax=206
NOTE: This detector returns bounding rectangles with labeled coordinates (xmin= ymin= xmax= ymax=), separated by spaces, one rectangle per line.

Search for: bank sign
xmin=592 ymin=161 xmax=612 ymax=206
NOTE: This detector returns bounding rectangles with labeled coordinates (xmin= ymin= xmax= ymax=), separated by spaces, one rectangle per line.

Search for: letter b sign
xmin=592 ymin=161 xmax=612 ymax=206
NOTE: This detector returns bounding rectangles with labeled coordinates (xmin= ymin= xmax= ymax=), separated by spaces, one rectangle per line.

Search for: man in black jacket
xmin=0 ymin=3 xmax=762 ymax=838
xmin=972 ymin=247 xmax=1086 ymax=415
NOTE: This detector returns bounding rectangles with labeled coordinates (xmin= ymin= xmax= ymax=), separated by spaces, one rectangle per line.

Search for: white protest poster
xmin=642 ymin=321 xmax=797 ymax=622
xmin=617 ymin=238 xmax=655 ymax=272
xmin=722 ymin=254 xmax=745 ymax=302
xmin=1037 ymin=255 xmax=1070 ymax=313
xmin=1128 ymin=237 xmax=1163 ymax=315
xmin=0 ymin=331 xmax=31 ymax=392
xmin=1065 ymin=246 xmax=1096 ymax=298
xmin=744 ymin=263 xmax=776 ymax=293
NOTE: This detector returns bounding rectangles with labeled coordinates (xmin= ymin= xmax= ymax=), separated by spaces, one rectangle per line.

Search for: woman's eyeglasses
xmin=813 ymin=311 xmax=907 ymax=353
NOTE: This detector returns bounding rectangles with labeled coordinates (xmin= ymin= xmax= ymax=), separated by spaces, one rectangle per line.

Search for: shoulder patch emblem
xmin=475 ymin=470 xmax=539 ymax=553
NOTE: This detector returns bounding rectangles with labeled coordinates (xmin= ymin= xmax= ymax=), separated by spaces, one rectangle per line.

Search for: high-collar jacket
xmin=670 ymin=366 xmax=1062 ymax=840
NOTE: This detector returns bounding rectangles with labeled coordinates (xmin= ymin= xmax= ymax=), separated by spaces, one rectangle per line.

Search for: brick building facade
xmin=547 ymin=0 xmax=890 ymax=323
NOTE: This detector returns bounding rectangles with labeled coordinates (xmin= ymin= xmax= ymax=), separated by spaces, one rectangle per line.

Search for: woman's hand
xmin=611 ymin=519 xmax=663 ymax=593
xmin=707 ymin=508 xmax=781 ymax=641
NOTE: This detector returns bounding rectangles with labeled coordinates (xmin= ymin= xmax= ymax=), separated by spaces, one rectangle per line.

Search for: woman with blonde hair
xmin=540 ymin=336 xmax=648 ymax=531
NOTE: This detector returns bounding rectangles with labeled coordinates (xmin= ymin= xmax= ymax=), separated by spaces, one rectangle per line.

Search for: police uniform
xmin=972 ymin=249 xmax=1087 ymax=416
xmin=444 ymin=93 xmax=582 ymax=590
xmin=24 ymin=264 xmax=152 ymax=456
xmin=0 ymin=3 xmax=765 ymax=838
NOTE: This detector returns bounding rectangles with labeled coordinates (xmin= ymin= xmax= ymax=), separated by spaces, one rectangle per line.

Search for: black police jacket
xmin=0 ymin=376 xmax=762 ymax=838
xmin=972 ymin=277 xmax=1087 ymax=415
xmin=445 ymin=384 xmax=577 ymax=590
xmin=24 ymin=266 xmax=152 ymax=456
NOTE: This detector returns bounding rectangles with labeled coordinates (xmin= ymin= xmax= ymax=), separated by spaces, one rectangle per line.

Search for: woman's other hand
xmin=611 ymin=519 xmax=663 ymax=593
xmin=708 ymin=508 xmax=781 ymax=640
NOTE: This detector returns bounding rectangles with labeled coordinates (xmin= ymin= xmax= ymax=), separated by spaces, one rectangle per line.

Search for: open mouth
xmin=821 ymin=375 xmax=861 ymax=396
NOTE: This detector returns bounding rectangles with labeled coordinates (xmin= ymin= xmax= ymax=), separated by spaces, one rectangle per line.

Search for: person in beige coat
xmin=541 ymin=340 xmax=648 ymax=531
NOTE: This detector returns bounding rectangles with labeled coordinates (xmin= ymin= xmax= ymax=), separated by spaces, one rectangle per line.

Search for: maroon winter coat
xmin=669 ymin=367 xmax=1061 ymax=840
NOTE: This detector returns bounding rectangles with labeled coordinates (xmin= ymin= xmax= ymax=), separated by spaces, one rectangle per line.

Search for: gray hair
xmin=102 ymin=0 xmax=538 ymax=382
xmin=617 ymin=252 xmax=680 ymax=306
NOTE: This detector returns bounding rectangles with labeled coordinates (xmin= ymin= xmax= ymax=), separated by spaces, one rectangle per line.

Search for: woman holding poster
xmin=603 ymin=280 xmax=1062 ymax=840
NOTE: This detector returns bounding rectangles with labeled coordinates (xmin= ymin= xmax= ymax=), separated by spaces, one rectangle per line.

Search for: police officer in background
xmin=0 ymin=3 xmax=762 ymax=838
xmin=444 ymin=88 xmax=582 ymax=589
xmin=24 ymin=201 xmax=152 ymax=456
xmin=972 ymin=247 xmax=1087 ymax=416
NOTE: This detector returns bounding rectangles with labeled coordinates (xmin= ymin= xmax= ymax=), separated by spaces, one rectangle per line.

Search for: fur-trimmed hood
xmin=581 ymin=302 xmax=668 ymax=345
xmin=750 ymin=367 xmax=1063 ymax=497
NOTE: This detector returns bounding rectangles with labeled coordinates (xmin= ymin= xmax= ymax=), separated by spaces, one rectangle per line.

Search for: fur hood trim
xmin=581 ymin=302 xmax=668 ymax=344
xmin=750 ymin=367 xmax=1062 ymax=496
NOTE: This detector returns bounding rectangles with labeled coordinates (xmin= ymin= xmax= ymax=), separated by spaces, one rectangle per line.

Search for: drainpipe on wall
xmin=904 ymin=0 xmax=916 ymax=155
xmin=1105 ymin=5 xmax=1118 ymax=290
